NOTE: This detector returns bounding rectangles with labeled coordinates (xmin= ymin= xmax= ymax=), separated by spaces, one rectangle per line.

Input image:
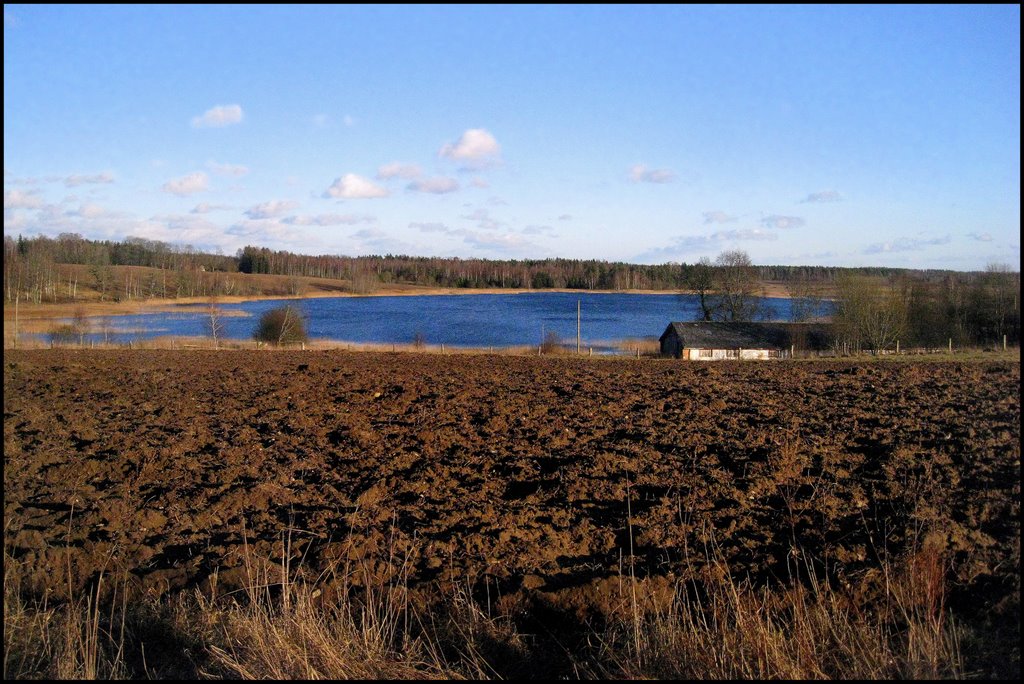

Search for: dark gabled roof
xmin=660 ymin=321 xmax=833 ymax=350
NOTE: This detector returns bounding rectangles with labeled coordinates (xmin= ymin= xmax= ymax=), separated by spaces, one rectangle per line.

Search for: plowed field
xmin=4 ymin=351 xmax=1019 ymax=634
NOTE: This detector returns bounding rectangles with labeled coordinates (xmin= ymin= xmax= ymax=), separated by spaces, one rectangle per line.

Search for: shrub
xmin=253 ymin=305 xmax=308 ymax=346
xmin=540 ymin=330 xmax=563 ymax=354
xmin=47 ymin=324 xmax=78 ymax=347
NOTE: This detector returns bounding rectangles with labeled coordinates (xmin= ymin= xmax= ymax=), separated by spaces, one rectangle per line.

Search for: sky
xmin=3 ymin=4 xmax=1020 ymax=271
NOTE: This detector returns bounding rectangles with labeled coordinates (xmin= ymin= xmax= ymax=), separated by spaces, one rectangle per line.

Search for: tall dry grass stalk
xmin=1 ymin=519 xmax=977 ymax=680
xmin=601 ymin=546 xmax=964 ymax=680
xmin=3 ymin=547 xmax=131 ymax=680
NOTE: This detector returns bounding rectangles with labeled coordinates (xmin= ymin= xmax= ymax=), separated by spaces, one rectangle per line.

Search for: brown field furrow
xmin=3 ymin=351 xmax=1019 ymax=629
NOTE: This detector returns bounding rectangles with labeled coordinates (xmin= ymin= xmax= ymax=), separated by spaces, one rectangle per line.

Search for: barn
xmin=659 ymin=321 xmax=833 ymax=360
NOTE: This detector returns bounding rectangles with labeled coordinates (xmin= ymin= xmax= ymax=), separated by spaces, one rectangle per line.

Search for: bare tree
xmin=98 ymin=316 xmax=116 ymax=345
xmin=788 ymin=276 xmax=824 ymax=322
xmin=713 ymin=249 xmax=764 ymax=322
xmin=204 ymin=300 xmax=226 ymax=348
xmin=687 ymin=257 xmax=717 ymax=321
xmin=833 ymin=274 xmax=908 ymax=353
xmin=71 ymin=305 xmax=91 ymax=346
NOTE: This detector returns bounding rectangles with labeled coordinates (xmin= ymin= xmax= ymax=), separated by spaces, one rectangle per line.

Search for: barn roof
xmin=660 ymin=321 xmax=832 ymax=350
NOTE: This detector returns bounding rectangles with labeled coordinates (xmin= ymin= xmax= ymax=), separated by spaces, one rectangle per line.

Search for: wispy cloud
xmin=460 ymin=207 xmax=503 ymax=231
xmin=558 ymin=214 xmax=572 ymax=221
xmin=376 ymin=162 xmax=423 ymax=180
xmin=801 ymin=190 xmax=843 ymax=203
xmin=67 ymin=203 xmax=113 ymax=219
xmin=207 ymin=160 xmax=249 ymax=177
xmin=191 ymin=202 xmax=231 ymax=214
xmin=162 ymin=171 xmax=209 ymax=196
xmin=284 ymin=213 xmax=375 ymax=226
xmin=967 ymin=232 xmax=993 ymax=242
xmin=4 ymin=188 xmax=45 ymax=209
xmin=226 ymin=218 xmax=308 ymax=246
xmin=323 ymin=174 xmax=389 ymax=199
xmin=191 ymin=104 xmax=244 ymax=128
xmin=629 ymin=164 xmax=675 ymax=184
xmin=760 ymin=214 xmax=805 ymax=229
xmin=411 ymin=220 xmax=539 ymax=255
xmin=635 ymin=229 xmax=777 ymax=262
xmin=244 ymin=200 xmax=299 ymax=219
xmin=410 ymin=222 xmax=450 ymax=233
xmin=864 ymin=235 xmax=951 ymax=254
xmin=439 ymin=128 xmax=502 ymax=167
xmin=64 ymin=171 xmax=114 ymax=187
xmin=702 ymin=210 xmax=737 ymax=224
xmin=407 ymin=177 xmax=459 ymax=194
xmin=523 ymin=224 xmax=558 ymax=236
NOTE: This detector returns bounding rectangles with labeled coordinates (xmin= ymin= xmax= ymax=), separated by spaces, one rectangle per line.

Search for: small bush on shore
xmin=253 ymin=305 xmax=308 ymax=346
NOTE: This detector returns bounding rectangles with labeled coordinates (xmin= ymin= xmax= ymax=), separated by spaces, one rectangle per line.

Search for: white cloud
xmin=630 ymin=164 xmax=675 ymax=184
xmin=353 ymin=227 xmax=386 ymax=240
xmin=460 ymin=207 xmax=502 ymax=231
xmin=284 ymin=213 xmax=375 ymax=226
xmin=864 ymin=235 xmax=951 ymax=254
xmin=323 ymin=174 xmax=389 ymax=199
xmin=558 ymin=214 xmax=572 ymax=221
xmin=411 ymin=222 xmax=451 ymax=233
xmin=343 ymin=114 xmax=356 ymax=127
xmin=162 ymin=171 xmax=209 ymax=196
xmin=226 ymin=218 xmax=307 ymax=245
xmin=70 ymin=203 xmax=108 ymax=219
xmin=523 ymin=224 xmax=557 ymax=236
xmin=4 ymin=188 xmax=45 ymax=209
xmin=191 ymin=202 xmax=231 ymax=214
xmin=3 ymin=210 xmax=30 ymax=231
xmin=702 ymin=210 xmax=737 ymax=224
xmin=244 ymin=200 xmax=299 ymax=219
xmin=376 ymin=162 xmax=423 ymax=180
xmin=634 ymin=229 xmax=777 ymax=262
xmin=191 ymin=104 xmax=244 ymax=128
xmin=967 ymin=232 xmax=993 ymax=242
xmin=470 ymin=178 xmax=490 ymax=189
xmin=407 ymin=177 xmax=459 ymax=194
xmin=207 ymin=160 xmax=249 ymax=177
xmin=64 ymin=172 xmax=114 ymax=187
xmin=760 ymin=214 xmax=805 ymax=229
xmin=439 ymin=128 xmax=502 ymax=165
xmin=411 ymin=220 xmax=539 ymax=255
xmin=801 ymin=190 xmax=843 ymax=203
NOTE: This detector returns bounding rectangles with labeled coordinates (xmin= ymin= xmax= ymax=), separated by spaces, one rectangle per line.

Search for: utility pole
xmin=577 ymin=299 xmax=581 ymax=354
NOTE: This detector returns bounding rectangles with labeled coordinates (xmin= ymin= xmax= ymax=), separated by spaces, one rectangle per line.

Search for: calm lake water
xmin=69 ymin=293 xmax=826 ymax=350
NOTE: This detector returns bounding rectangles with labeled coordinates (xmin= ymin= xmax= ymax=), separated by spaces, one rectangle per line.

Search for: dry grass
xmin=5 ymin=532 xmax=977 ymax=680
xmin=598 ymin=542 xmax=965 ymax=680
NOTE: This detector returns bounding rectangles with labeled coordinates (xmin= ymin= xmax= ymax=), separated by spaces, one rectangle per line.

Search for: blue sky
xmin=4 ymin=4 xmax=1019 ymax=270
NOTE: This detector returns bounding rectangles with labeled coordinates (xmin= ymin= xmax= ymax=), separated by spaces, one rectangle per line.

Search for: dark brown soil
xmin=4 ymin=351 xmax=1019 ymax=644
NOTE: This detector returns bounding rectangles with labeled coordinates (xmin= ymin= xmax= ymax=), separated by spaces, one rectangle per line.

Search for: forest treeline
xmin=4 ymin=233 xmax=1019 ymax=347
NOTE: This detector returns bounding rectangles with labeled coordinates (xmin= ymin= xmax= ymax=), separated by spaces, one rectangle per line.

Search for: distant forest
xmin=4 ymin=233 xmax=1019 ymax=347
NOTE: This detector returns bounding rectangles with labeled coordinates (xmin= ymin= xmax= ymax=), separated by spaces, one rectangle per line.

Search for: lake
xmin=68 ymin=292 xmax=827 ymax=350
